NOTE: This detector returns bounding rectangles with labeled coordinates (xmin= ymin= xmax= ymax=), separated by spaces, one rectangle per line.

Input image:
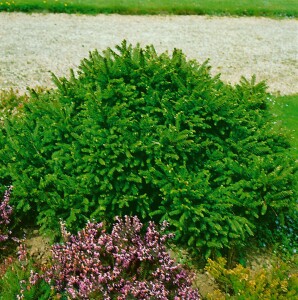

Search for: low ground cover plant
xmin=0 ymin=41 xmax=296 ymax=259
xmin=0 ymin=186 xmax=13 ymax=247
xmin=16 ymin=216 xmax=200 ymax=299
xmin=1 ymin=204 xmax=200 ymax=299
xmin=205 ymin=256 xmax=298 ymax=299
xmin=0 ymin=90 xmax=28 ymax=124
xmin=0 ymin=255 xmax=52 ymax=300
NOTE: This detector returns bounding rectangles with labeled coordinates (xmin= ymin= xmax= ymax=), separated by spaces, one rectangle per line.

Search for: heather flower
xmin=59 ymin=219 xmax=71 ymax=242
xmin=17 ymin=242 xmax=28 ymax=263
xmin=0 ymin=186 xmax=13 ymax=246
xmin=32 ymin=216 xmax=200 ymax=299
xmin=16 ymin=280 xmax=26 ymax=300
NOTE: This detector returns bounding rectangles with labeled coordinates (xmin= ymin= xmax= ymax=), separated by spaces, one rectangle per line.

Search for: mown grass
xmin=0 ymin=0 xmax=297 ymax=17
xmin=272 ymin=94 xmax=298 ymax=158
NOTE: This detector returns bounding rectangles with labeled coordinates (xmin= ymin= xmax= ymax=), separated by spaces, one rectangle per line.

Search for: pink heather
xmin=29 ymin=215 xmax=200 ymax=299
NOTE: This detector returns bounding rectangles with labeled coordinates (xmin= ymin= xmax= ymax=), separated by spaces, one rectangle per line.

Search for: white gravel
xmin=0 ymin=13 xmax=297 ymax=95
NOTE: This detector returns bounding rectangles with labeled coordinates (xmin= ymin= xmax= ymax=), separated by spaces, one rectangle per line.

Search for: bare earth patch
xmin=0 ymin=13 xmax=297 ymax=95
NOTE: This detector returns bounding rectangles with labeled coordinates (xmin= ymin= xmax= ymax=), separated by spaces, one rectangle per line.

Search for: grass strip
xmin=0 ymin=0 xmax=297 ymax=17
xmin=272 ymin=94 xmax=298 ymax=158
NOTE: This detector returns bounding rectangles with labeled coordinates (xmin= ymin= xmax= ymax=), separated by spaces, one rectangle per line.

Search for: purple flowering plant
xmin=30 ymin=216 xmax=200 ymax=299
xmin=0 ymin=186 xmax=13 ymax=246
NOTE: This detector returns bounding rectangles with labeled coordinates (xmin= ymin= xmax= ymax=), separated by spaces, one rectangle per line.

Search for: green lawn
xmin=0 ymin=0 xmax=297 ymax=17
xmin=273 ymin=94 xmax=298 ymax=157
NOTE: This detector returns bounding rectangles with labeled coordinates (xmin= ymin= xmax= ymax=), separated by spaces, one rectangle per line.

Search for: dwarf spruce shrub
xmin=0 ymin=41 xmax=296 ymax=257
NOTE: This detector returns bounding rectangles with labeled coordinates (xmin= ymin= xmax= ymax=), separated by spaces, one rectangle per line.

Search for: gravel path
xmin=0 ymin=13 xmax=297 ymax=95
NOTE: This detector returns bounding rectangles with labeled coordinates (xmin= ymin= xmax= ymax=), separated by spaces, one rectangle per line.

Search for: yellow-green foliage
xmin=205 ymin=257 xmax=298 ymax=299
